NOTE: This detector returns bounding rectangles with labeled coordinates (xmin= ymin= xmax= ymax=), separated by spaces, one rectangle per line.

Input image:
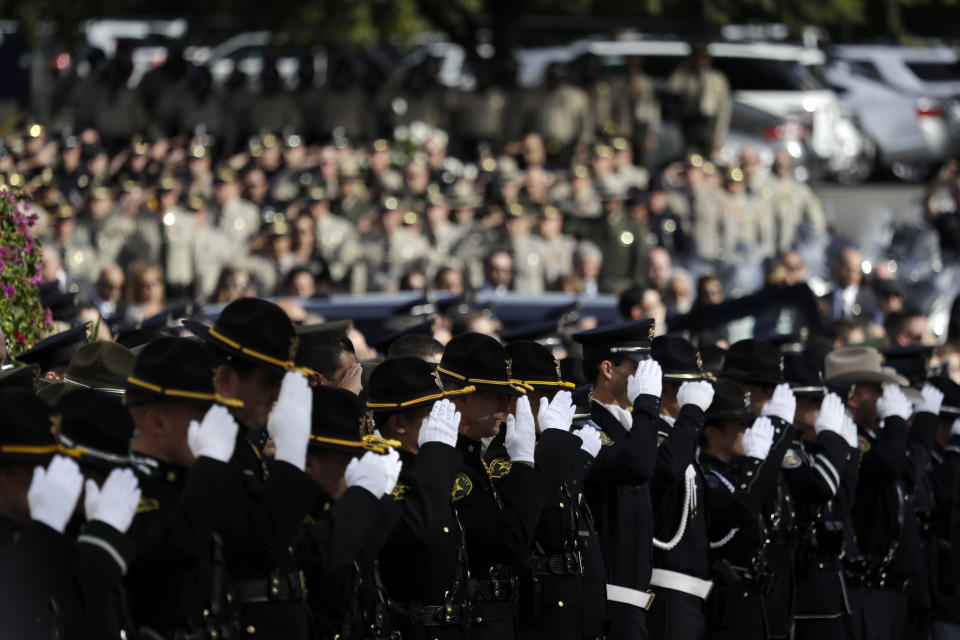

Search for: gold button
xmin=211 ymin=632 xmax=218 ymax=639
xmin=559 ymin=502 xmax=564 ymax=508
xmin=246 ymin=625 xmax=256 ymax=634
xmin=475 ymin=617 xmax=483 ymax=623
xmin=558 ymin=601 xmax=564 ymax=607
xmin=167 ymin=471 xmax=176 ymax=483
xmin=203 ymin=609 xmax=209 ymax=618
xmin=443 ymin=526 xmax=450 ymax=533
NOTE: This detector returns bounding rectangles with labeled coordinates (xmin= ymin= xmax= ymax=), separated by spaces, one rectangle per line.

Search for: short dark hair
xmin=581 ymin=355 xmax=625 ymax=384
xmin=296 ymin=336 xmax=355 ymax=380
xmin=210 ymin=345 xmax=259 ymax=380
xmin=617 ymin=284 xmax=645 ymax=320
xmin=388 ymin=334 xmax=444 ymax=360
xmin=884 ymin=307 xmax=924 ymax=338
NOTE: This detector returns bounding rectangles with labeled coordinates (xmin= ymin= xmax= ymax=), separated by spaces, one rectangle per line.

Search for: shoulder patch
xmin=136 ymin=496 xmax=160 ymax=514
xmin=487 ymin=457 xmax=513 ymax=479
xmin=451 ymin=472 xmax=473 ymax=502
xmin=781 ymin=448 xmax=802 ymax=469
xmin=598 ymin=429 xmax=614 ymax=447
xmin=391 ymin=482 xmax=409 ymax=501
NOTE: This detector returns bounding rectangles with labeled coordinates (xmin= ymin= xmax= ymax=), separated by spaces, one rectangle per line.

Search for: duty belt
xmin=472 ymin=576 xmax=518 ymax=602
xmin=391 ymin=602 xmax=471 ymax=628
xmin=234 ymin=570 xmax=307 ymax=603
xmin=531 ymin=551 xmax=583 ymax=577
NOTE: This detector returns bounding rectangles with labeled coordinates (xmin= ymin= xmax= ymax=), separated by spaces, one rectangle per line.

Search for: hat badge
xmin=695 ymin=352 xmax=703 ymax=373
xmin=554 ymin=360 xmax=563 ymax=382
xmin=648 ymin=322 xmax=656 ymax=341
xmin=505 ymin=358 xmax=513 ymax=379
xmin=431 ymin=368 xmax=444 ymax=391
xmin=744 ymin=391 xmax=751 ymax=409
xmin=49 ymin=414 xmax=62 ymax=438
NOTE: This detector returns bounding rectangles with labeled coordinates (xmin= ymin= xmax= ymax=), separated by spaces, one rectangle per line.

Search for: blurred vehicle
xmin=192 ymin=31 xmax=325 ymax=89
xmin=518 ymin=38 xmax=872 ymax=183
xmin=813 ymin=57 xmax=960 ymax=181
xmin=832 ymin=44 xmax=960 ymax=98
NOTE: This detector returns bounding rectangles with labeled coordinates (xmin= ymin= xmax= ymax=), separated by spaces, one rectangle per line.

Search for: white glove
xmin=381 ymin=449 xmax=402 ymax=495
xmin=951 ymin=418 xmax=960 ymax=437
xmin=742 ymin=416 xmax=775 ymax=460
xmin=84 ymin=468 xmax=142 ymax=534
xmin=877 ymin=384 xmax=913 ymax=421
xmin=28 ymin=455 xmax=84 ymax=533
xmin=627 ymin=359 xmax=662 ymax=404
xmin=505 ymin=395 xmax=536 ymax=464
xmin=267 ymin=371 xmax=313 ymax=471
xmin=188 ymin=404 xmax=239 ymax=462
xmin=677 ymin=380 xmax=715 ymax=412
xmin=417 ymin=399 xmax=461 ymax=448
xmin=918 ymin=383 xmax=944 ymax=416
xmin=345 ymin=451 xmax=390 ymax=499
xmin=814 ymin=393 xmax=845 ymax=435
xmin=577 ymin=426 xmax=603 ymax=459
xmin=538 ymin=390 xmax=576 ymax=432
xmin=761 ymin=383 xmax=797 ymax=424
xmin=841 ymin=414 xmax=859 ymax=449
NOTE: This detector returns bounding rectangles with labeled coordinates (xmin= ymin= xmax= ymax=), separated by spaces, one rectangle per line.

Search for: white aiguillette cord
xmin=652 ymin=464 xmax=697 ymax=551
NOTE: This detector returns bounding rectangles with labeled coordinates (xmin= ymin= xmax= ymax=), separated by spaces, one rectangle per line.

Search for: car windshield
xmin=712 ymin=57 xmax=825 ymax=91
xmin=906 ymin=61 xmax=960 ymax=82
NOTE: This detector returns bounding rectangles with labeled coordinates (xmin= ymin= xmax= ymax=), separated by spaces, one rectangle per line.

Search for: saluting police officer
xmin=646 ymin=336 xmax=716 ymax=640
xmin=369 ymin=357 xmax=473 ymax=640
xmin=186 ymin=298 xmax=320 ymax=639
xmin=297 ymin=385 xmax=402 ymax=640
xmin=438 ymin=332 xmax=581 ymax=640
xmin=571 ymin=319 xmax=661 ymax=640
xmin=124 ymin=336 xmax=246 ymax=638
xmin=506 ymin=340 xmax=607 ymax=640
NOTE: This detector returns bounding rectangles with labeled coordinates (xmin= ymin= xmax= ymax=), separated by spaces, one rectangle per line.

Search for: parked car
xmin=831 ymin=44 xmax=960 ymax=98
xmin=811 ymin=57 xmax=960 ymax=181
xmin=192 ymin=31 xmax=325 ymax=89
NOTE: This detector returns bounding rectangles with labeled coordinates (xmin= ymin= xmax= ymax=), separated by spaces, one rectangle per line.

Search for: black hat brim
xmin=705 ymin=410 xmax=752 ymax=425
xmin=721 ymin=367 xmax=781 ymax=388
xmin=183 ymin=319 xmax=289 ymax=375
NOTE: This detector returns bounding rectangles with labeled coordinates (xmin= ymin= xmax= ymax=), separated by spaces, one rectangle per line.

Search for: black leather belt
xmin=392 ymin=602 xmax=471 ymax=627
xmin=531 ymin=552 xmax=583 ymax=577
xmin=473 ymin=576 xmax=518 ymax=602
xmin=234 ymin=570 xmax=306 ymax=603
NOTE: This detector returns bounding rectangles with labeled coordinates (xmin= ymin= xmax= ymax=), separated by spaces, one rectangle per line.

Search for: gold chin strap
xmin=209 ymin=328 xmax=316 ymax=378
xmin=309 ymin=433 xmax=401 ymax=454
xmin=437 ymin=367 xmax=528 ymax=395
xmin=366 ymin=385 xmax=477 ymax=410
xmin=518 ymin=379 xmax=575 ymax=390
xmin=126 ymin=376 xmax=245 ymax=408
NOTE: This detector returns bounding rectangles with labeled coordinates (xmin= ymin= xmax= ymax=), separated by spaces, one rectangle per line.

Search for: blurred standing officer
xmin=297 ymin=386 xmax=402 ymax=640
xmin=506 ymin=341 xmax=607 ymax=640
xmin=646 ymin=336 xmax=716 ymax=640
xmin=316 ymin=60 xmax=373 ymax=143
xmin=667 ymin=43 xmax=731 ymax=158
xmin=528 ymin=64 xmax=593 ymax=166
xmin=502 ymin=203 xmax=549 ymax=294
xmin=306 ymin=186 xmax=360 ymax=288
xmin=768 ymin=151 xmax=826 ymax=253
xmin=579 ymin=55 xmax=631 ymax=142
xmin=627 ymin=56 xmax=661 ymax=169
xmin=571 ymin=320 xmax=661 ymax=640
xmin=212 ymin=166 xmax=261 ymax=252
xmin=370 ymin=358 xmax=473 ymax=640
xmin=455 ymin=59 xmax=511 ymax=159
xmin=123 ymin=337 xmax=245 ymax=638
xmin=186 ymin=298 xmax=321 ymax=639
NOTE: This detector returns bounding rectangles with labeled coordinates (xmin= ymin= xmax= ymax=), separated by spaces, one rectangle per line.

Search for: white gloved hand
xmin=417 ymin=399 xmax=461 ymax=448
xmin=841 ymin=413 xmax=859 ymax=449
xmin=951 ymin=417 xmax=960 ymax=437
xmin=538 ymin=390 xmax=576 ymax=432
xmin=381 ymin=449 xmax=402 ymax=495
xmin=84 ymin=468 xmax=142 ymax=534
xmin=814 ymin=393 xmax=845 ymax=435
xmin=28 ymin=455 xmax=84 ymax=533
xmin=742 ymin=416 xmax=775 ymax=459
xmin=627 ymin=359 xmax=662 ymax=404
xmin=345 ymin=451 xmax=390 ymax=499
xmin=918 ymin=383 xmax=944 ymax=416
xmin=577 ymin=426 xmax=603 ymax=459
xmin=877 ymin=384 xmax=913 ymax=421
xmin=267 ymin=371 xmax=313 ymax=471
xmin=505 ymin=395 xmax=536 ymax=463
xmin=188 ymin=404 xmax=239 ymax=462
xmin=677 ymin=380 xmax=715 ymax=412
xmin=761 ymin=383 xmax=797 ymax=424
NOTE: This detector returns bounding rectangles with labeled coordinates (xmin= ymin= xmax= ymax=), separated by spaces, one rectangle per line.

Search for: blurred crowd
xmin=5 ymin=46 xmax=960 ymax=381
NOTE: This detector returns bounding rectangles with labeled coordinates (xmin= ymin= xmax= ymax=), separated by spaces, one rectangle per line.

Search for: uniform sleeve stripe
xmin=812 ymin=463 xmax=838 ymax=497
xmin=815 ymin=453 xmax=841 ymax=488
xmin=77 ymin=534 xmax=128 ymax=575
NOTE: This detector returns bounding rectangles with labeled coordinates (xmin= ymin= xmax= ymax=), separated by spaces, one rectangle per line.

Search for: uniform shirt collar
xmin=597 ymin=400 xmax=633 ymax=431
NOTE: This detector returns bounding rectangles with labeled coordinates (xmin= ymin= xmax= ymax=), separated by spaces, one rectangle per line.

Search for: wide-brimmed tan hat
xmin=823 ymin=347 xmax=904 ymax=385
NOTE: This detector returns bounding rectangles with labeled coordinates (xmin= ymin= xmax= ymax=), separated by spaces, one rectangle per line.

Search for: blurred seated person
xmin=124 ymin=262 xmax=165 ymax=323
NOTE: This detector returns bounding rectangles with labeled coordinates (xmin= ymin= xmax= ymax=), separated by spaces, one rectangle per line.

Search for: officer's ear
xmin=599 ymin=359 xmax=616 ymax=381
xmin=386 ymin=412 xmax=408 ymax=436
